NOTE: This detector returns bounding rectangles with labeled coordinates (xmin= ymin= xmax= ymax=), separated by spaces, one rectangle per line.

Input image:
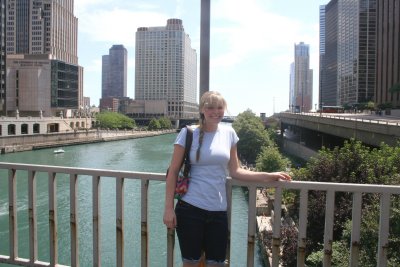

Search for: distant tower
xmin=102 ymin=45 xmax=128 ymax=98
xmin=319 ymin=5 xmax=329 ymax=108
xmin=289 ymin=62 xmax=295 ymax=111
xmin=293 ymin=42 xmax=313 ymax=112
xmin=135 ymin=19 xmax=198 ymax=118
xmin=0 ymin=0 xmax=6 ymax=115
xmin=5 ymin=0 xmax=82 ymax=116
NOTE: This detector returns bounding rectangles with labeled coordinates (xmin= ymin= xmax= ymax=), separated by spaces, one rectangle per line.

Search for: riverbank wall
xmin=0 ymin=129 xmax=176 ymax=154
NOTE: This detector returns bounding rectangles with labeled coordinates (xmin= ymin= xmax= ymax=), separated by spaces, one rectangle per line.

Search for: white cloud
xmin=78 ymin=9 xmax=169 ymax=48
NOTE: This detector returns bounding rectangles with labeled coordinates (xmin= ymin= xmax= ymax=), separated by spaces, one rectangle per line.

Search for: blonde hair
xmin=196 ymin=91 xmax=227 ymax=161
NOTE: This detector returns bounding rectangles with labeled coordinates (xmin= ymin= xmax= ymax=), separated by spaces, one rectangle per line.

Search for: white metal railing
xmin=0 ymin=162 xmax=399 ymax=267
xmin=283 ymin=111 xmax=400 ymax=126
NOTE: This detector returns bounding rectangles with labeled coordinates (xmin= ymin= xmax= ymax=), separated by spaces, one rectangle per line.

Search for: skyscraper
xmin=6 ymin=0 xmax=78 ymax=64
xmin=320 ymin=0 xmax=339 ymax=106
xmin=375 ymin=0 xmax=400 ymax=108
xmin=102 ymin=45 xmax=127 ymax=98
xmin=293 ymin=42 xmax=313 ymax=112
xmin=5 ymin=0 xmax=81 ymax=116
xmin=0 ymin=0 xmax=6 ymax=115
xmin=135 ymin=19 xmax=198 ymax=119
xmin=320 ymin=0 xmax=377 ymax=107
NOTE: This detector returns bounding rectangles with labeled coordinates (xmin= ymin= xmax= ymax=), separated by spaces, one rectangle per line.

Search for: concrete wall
xmin=282 ymin=139 xmax=318 ymax=161
xmin=0 ymin=116 xmax=93 ymax=136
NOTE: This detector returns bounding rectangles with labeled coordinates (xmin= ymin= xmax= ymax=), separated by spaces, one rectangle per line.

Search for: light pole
xmin=199 ymin=0 xmax=210 ymax=99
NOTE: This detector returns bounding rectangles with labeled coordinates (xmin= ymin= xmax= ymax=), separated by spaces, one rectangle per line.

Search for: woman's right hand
xmin=163 ymin=207 xmax=177 ymax=229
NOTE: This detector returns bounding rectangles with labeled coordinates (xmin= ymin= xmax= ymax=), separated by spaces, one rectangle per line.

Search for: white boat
xmin=53 ymin=149 xmax=65 ymax=154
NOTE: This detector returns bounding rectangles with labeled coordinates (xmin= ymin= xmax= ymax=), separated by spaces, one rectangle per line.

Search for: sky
xmin=75 ymin=0 xmax=329 ymax=117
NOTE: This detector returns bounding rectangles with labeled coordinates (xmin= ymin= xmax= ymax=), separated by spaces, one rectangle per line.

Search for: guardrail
xmin=0 ymin=162 xmax=399 ymax=266
xmin=283 ymin=111 xmax=400 ymax=126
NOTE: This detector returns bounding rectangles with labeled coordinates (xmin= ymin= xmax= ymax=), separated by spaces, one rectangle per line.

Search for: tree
xmin=148 ymin=118 xmax=161 ymax=130
xmin=232 ymin=109 xmax=273 ymax=164
xmin=290 ymin=140 xmax=400 ymax=265
xmin=365 ymin=101 xmax=375 ymax=112
xmin=255 ymin=146 xmax=290 ymax=172
xmin=95 ymin=112 xmax=135 ymax=129
xmin=158 ymin=117 xmax=173 ymax=129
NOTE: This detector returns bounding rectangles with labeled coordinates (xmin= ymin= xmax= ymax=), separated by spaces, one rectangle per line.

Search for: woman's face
xmin=201 ymin=103 xmax=225 ymax=124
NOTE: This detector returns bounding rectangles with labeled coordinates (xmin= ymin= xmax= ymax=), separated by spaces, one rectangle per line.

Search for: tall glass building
xmin=321 ymin=0 xmax=377 ymax=107
xmin=319 ymin=5 xmax=326 ymax=108
xmin=102 ymin=45 xmax=128 ymax=98
xmin=293 ymin=42 xmax=313 ymax=112
xmin=321 ymin=0 xmax=339 ymax=106
xmin=0 ymin=0 xmax=6 ymax=115
xmin=135 ymin=19 xmax=198 ymax=119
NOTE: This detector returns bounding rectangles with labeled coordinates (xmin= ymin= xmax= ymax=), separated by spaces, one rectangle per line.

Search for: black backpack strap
xmin=182 ymin=126 xmax=193 ymax=176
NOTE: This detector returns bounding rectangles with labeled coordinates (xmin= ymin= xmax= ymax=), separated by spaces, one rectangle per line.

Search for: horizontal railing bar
xmin=2 ymin=162 xmax=400 ymax=195
xmin=0 ymin=162 xmax=165 ymax=181
xmin=230 ymin=180 xmax=400 ymax=194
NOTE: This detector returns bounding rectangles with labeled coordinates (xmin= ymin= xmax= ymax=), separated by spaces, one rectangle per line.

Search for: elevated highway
xmin=276 ymin=112 xmax=400 ymax=149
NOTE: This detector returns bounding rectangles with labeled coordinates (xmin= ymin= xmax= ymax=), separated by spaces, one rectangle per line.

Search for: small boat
xmin=53 ymin=149 xmax=65 ymax=154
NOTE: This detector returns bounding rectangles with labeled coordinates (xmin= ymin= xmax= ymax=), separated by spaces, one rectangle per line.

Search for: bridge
xmin=0 ymin=162 xmax=399 ymax=266
xmin=276 ymin=112 xmax=400 ymax=152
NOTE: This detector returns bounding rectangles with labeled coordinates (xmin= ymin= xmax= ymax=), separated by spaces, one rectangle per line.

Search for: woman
xmin=163 ymin=91 xmax=291 ymax=266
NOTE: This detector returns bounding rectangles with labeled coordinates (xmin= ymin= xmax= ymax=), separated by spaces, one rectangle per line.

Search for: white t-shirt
xmin=174 ymin=124 xmax=239 ymax=211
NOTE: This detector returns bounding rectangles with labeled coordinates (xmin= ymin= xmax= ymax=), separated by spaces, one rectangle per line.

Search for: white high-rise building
xmin=135 ymin=19 xmax=198 ymax=119
xmin=293 ymin=42 xmax=313 ymax=112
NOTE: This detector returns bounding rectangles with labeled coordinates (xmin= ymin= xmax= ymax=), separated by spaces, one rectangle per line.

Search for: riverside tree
xmin=232 ymin=109 xmax=274 ymax=164
xmin=95 ymin=112 xmax=135 ymax=129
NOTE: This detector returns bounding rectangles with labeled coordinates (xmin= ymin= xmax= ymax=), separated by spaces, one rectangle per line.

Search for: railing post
xmin=70 ymin=174 xmax=79 ymax=267
xmin=116 ymin=176 xmax=125 ymax=267
xmin=166 ymin=228 xmax=175 ymax=267
xmin=226 ymin=180 xmax=233 ymax=266
xmin=28 ymin=170 xmax=38 ymax=264
xmin=377 ymin=193 xmax=390 ymax=267
xmin=271 ymin=187 xmax=282 ymax=267
xmin=349 ymin=192 xmax=362 ymax=266
xmin=323 ymin=190 xmax=335 ymax=267
xmin=247 ymin=185 xmax=257 ymax=267
xmin=8 ymin=169 xmax=18 ymax=261
xmin=297 ymin=189 xmax=308 ymax=267
xmin=93 ymin=175 xmax=101 ymax=267
xmin=141 ymin=179 xmax=149 ymax=267
xmin=48 ymin=172 xmax=58 ymax=266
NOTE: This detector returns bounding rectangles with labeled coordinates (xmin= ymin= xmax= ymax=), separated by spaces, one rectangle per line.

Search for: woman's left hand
xmin=268 ymin=172 xmax=292 ymax=181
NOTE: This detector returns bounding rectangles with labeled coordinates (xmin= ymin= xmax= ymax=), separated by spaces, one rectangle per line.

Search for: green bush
xmin=95 ymin=112 xmax=135 ymax=129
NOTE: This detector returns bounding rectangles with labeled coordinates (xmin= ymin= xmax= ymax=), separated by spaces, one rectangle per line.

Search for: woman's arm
xmin=163 ymin=144 xmax=185 ymax=229
xmin=228 ymin=145 xmax=291 ymax=182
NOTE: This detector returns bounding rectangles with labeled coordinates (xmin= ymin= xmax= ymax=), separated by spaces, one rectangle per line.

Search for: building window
xmin=33 ymin=123 xmax=40 ymax=134
xmin=8 ymin=124 xmax=16 ymax=135
xmin=21 ymin=124 xmax=28 ymax=134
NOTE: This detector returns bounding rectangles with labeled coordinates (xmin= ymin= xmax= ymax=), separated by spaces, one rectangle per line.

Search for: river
xmin=0 ymin=133 xmax=264 ymax=267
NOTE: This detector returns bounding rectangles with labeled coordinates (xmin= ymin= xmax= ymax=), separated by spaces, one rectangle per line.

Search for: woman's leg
xmin=175 ymin=200 xmax=206 ymax=265
xmin=203 ymin=211 xmax=228 ymax=266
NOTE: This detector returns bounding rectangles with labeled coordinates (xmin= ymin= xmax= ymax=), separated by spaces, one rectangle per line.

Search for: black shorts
xmin=175 ymin=200 xmax=228 ymax=265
